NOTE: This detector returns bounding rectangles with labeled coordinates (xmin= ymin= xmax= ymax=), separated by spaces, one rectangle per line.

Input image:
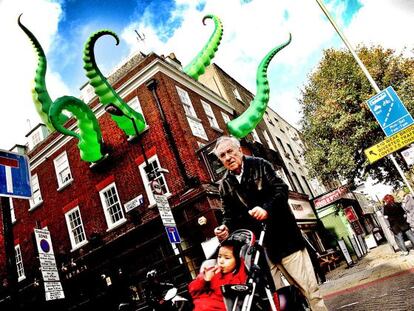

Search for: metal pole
xmin=315 ymin=0 xmax=414 ymax=196
xmin=0 ymin=196 xmax=18 ymax=308
xmin=131 ymin=117 xmax=150 ymax=169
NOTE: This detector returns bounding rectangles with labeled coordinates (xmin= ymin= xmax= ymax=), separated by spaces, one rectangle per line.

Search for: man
xmin=383 ymin=194 xmax=414 ymax=256
xmin=402 ymin=187 xmax=414 ymax=230
xmin=213 ymin=136 xmax=327 ymax=311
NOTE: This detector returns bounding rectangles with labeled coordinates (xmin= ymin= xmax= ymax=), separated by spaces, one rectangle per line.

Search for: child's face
xmin=217 ymin=245 xmax=237 ymax=274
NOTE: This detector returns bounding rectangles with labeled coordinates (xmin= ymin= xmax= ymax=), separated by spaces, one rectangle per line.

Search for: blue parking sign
xmin=367 ymin=86 xmax=414 ymax=136
xmin=0 ymin=150 xmax=32 ymax=198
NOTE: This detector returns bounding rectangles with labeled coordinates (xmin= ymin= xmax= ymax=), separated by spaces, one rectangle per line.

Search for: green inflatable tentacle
xmin=183 ymin=14 xmax=223 ymax=80
xmin=227 ymin=34 xmax=292 ymax=138
xmin=83 ymin=30 xmax=146 ymax=136
xmin=49 ymin=96 xmax=104 ymax=162
xmin=18 ymin=14 xmax=67 ymax=131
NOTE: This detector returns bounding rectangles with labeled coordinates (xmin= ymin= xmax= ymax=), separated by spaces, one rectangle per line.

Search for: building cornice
xmin=29 ymin=56 xmax=233 ymax=169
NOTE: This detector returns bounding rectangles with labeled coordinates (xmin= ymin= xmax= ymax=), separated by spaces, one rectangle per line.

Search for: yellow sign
xmin=365 ymin=125 xmax=414 ymax=163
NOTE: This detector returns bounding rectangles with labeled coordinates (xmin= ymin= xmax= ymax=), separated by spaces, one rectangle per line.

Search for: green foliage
xmin=300 ymin=46 xmax=414 ymax=186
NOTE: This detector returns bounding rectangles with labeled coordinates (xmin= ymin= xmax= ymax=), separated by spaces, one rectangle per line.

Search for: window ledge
xmin=89 ymin=153 xmax=110 ymax=169
xmin=70 ymin=240 xmax=89 ymax=252
xmin=186 ymin=114 xmax=202 ymax=123
xmin=211 ymin=126 xmax=223 ymax=133
xmin=17 ymin=276 xmax=26 ymax=282
xmin=127 ymin=126 xmax=150 ymax=142
xmin=106 ymin=218 xmax=127 ymax=232
xmin=29 ymin=200 xmax=43 ymax=211
xmin=57 ymin=178 xmax=74 ymax=192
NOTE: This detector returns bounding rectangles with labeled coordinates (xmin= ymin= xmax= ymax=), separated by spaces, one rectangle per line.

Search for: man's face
xmin=216 ymin=140 xmax=243 ymax=172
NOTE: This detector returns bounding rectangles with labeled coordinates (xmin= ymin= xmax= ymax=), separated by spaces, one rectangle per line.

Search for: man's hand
xmin=248 ymin=206 xmax=268 ymax=221
xmin=214 ymin=224 xmax=229 ymax=241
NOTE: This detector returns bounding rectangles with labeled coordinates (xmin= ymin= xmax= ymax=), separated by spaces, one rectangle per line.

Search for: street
xmin=325 ymin=269 xmax=414 ymax=310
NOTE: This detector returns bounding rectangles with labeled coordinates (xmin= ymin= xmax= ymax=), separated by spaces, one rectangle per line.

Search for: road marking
xmin=337 ymin=302 xmax=359 ymax=309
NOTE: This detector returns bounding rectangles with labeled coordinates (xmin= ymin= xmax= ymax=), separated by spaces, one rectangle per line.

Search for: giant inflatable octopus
xmin=19 ymin=13 xmax=291 ymax=162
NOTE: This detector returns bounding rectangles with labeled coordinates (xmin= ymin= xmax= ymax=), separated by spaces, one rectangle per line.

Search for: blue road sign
xmin=165 ymin=226 xmax=181 ymax=244
xmin=0 ymin=150 xmax=32 ymax=198
xmin=367 ymin=86 xmax=414 ymax=137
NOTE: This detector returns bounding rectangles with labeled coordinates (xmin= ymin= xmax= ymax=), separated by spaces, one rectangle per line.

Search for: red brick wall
xmin=0 ymin=55 xmax=228 ymax=283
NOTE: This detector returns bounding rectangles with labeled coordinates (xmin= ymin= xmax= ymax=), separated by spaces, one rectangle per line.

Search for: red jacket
xmin=188 ymin=265 xmax=247 ymax=311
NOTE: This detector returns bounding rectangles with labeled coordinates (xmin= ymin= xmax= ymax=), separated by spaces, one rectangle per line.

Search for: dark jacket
xmin=218 ymin=156 xmax=305 ymax=262
xmin=383 ymin=202 xmax=410 ymax=234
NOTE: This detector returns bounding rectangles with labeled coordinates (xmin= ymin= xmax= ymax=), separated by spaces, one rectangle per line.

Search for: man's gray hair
xmin=213 ymin=136 xmax=240 ymax=157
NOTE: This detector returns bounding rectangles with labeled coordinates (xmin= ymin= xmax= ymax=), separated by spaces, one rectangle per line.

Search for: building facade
xmin=197 ymin=63 xmax=327 ymax=198
xmin=0 ymin=52 xmax=328 ymax=310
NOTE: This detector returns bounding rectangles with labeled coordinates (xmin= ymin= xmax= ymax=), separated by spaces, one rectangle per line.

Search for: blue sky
xmin=0 ymin=0 xmax=413 ymax=152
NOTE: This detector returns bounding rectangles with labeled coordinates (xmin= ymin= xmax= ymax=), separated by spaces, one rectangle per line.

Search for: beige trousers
xmin=267 ymin=248 xmax=328 ymax=311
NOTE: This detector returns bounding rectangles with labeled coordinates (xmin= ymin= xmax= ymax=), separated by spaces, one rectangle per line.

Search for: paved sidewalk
xmin=320 ymin=243 xmax=414 ymax=297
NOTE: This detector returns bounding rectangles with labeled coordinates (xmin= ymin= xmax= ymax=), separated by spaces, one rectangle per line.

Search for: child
xmin=188 ymin=239 xmax=247 ymax=311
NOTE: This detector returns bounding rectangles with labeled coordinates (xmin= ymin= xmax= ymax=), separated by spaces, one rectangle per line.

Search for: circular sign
xmin=150 ymin=180 xmax=163 ymax=194
xmin=40 ymin=239 xmax=50 ymax=253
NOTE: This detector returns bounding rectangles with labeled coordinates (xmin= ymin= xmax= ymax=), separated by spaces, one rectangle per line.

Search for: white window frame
xmin=187 ymin=117 xmax=208 ymax=140
xmin=32 ymin=131 xmax=41 ymax=146
xmin=233 ymin=88 xmax=242 ymax=101
xmin=263 ymin=130 xmax=275 ymax=150
xmin=65 ymin=206 xmax=88 ymax=250
xmin=176 ymin=86 xmax=197 ymax=118
xmin=251 ymin=129 xmax=262 ymax=143
xmin=128 ymin=97 xmax=146 ymax=123
xmin=138 ymin=155 xmax=170 ymax=207
xmin=54 ymin=151 xmax=73 ymax=190
xmin=99 ymin=182 xmax=126 ymax=230
xmin=221 ymin=112 xmax=231 ymax=124
xmin=29 ymin=174 xmax=43 ymax=209
xmin=201 ymin=100 xmax=220 ymax=129
xmin=15 ymin=244 xmax=26 ymax=282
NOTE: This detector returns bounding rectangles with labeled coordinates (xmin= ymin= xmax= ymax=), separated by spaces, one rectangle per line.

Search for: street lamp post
xmin=104 ymin=104 xmax=150 ymax=168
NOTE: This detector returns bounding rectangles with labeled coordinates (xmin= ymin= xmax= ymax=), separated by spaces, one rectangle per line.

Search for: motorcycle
xmin=144 ymin=269 xmax=191 ymax=311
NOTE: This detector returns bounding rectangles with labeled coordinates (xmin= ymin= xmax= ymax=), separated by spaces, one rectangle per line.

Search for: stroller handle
xmin=254 ymin=222 xmax=268 ymax=265
xmin=257 ymin=222 xmax=267 ymax=248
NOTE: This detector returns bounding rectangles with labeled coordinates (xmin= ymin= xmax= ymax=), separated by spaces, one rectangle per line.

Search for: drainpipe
xmin=145 ymin=79 xmax=192 ymax=186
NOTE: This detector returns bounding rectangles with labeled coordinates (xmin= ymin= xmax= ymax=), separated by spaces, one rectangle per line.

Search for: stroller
xmin=210 ymin=224 xmax=310 ymax=311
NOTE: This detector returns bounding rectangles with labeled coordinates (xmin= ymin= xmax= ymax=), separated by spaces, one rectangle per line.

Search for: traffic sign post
xmin=314 ymin=0 xmax=414 ymax=196
xmin=0 ymin=197 xmax=18 ymax=309
xmin=150 ymin=179 xmax=181 ymax=243
xmin=364 ymin=125 xmax=414 ymax=163
xmin=0 ymin=150 xmax=32 ymax=308
xmin=165 ymin=226 xmax=181 ymax=244
xmin=34 ymin=228 xmax=65 ymax=300
xmin=367 ymin=86 xmax=414 ymax=137
xmin=364 ymin=86 xmax=414 ymax=195
xmin=0 ymin=150 xmax=32 ymax=199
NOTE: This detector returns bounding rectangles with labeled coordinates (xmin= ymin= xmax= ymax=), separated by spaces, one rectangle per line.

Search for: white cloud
xmin=0 ymin=0 xmax=67 ymax=150
xmin=122 ymin=0 xmax=337 ymax=128
xmin=2 ymin=0 xmax=413 ymax=150
xmin=347 ymin=0 xmax=414 ymax=54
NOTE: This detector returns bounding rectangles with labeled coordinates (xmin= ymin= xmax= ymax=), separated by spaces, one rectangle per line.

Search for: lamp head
xmin=104 ymin=104 xmax=124 ymax=117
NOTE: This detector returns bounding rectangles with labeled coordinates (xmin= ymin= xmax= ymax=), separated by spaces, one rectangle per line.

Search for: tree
xmin=300 ymin=46 xmax=414 ymax=187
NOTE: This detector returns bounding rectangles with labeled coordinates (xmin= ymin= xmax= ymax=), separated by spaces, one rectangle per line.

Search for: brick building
xmin=0 ymin=51 xmax=326 ymax=310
